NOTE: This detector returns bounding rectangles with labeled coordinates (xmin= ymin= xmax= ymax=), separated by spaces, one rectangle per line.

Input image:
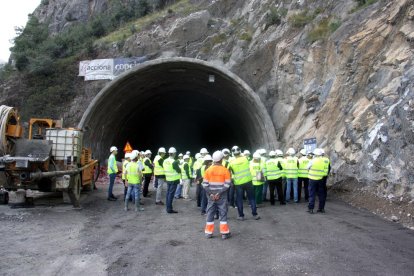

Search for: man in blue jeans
xmin=283 ymin=148 xmax=299 ymax=203
xmin=107 ymin=146 xmax=118 ymax=201
xmin=124 ymin=151 xmax=144 ymax=212
xmin=229 ymin=146 xmax=260 ymax=221
xmin=163 ymin=147 xmax=181 ymax=213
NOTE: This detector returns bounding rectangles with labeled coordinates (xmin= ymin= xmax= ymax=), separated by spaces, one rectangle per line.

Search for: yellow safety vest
xmin=153 ymin=155 xmax=164 ymax=176
xmin=122 ymin=159 xmax=129 ymax=180
xmin=180 ymin=162 xmax=190 ymax=180
xmin=126 ymin=162 xmax=141 ymax=184
xmin=298 ymin=157 xmax=310 ymax=178
xmin=142 ymin=157 xmax=153 ymax=174
xmin=260 ymin=157 xmax=267 ymax=177
xmin=265 ymin=158 xmax=283 ymax=180
xmin=107 ymin=154 xmax=118 ymax=174
xmin=229 ymin=156 xmax=252 ymax=185
xmin=321 ymin=156 xmax=330 ymax=176
xmin=163 ymin=157 xmax=181 ymax=182
xmin=308 ymin=157 xmax=326 ymax=180
xmin=282 ymin=156 xmax=298 ymax=179
xmin=250 ymin=161 xmax=264 ymax=186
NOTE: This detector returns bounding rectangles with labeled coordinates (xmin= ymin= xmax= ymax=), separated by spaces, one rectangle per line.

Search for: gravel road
xmin=1 ymin=181 xmax=414 ymax=276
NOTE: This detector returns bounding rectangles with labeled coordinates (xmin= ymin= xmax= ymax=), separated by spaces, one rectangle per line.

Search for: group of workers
xmin=106 ymin=145 xmax=331 ymax=240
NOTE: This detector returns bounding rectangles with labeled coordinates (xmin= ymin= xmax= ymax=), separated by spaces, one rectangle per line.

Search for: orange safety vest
xmin=202 ymin=164 xmax=231 ymax=191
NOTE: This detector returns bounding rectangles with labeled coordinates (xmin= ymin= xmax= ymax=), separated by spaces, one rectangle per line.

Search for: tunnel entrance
xmin=78 ymin=58 xmax=277 ymax=160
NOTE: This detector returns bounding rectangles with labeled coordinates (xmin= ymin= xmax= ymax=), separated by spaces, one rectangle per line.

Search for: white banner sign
xmin=84 ymin=59 xmax=114 ymax=81
xmin=79 ymin=56 xmax=147 ymax=81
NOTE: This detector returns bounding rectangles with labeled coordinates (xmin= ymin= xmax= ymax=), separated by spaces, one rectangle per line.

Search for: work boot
xmin=307 ymin=208 xmax=314 ymax=214
xmin=111 ymin=195 xmax=118 ymax=200
xmin=317 ymin=209 xmax=325 ymax=213
xmin=237 ymin=216 xmax=244 ymax=221
xmin=108 ymin=197 xmax=116 ymax=201
xmin=135 ymin=207 xmax=144 ymax=212
xmin=253 ymin=215 xmax=261 ymax=220
xmin=221 ymin=233 xmax=231 ymax=240
xmin=205 ymin=234 xmax=213 ymax=239
xmin=155 ymin=201 xmax=164 ymax=205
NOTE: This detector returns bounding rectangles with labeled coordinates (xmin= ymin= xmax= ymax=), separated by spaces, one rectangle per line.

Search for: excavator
xmin=0 ymin=105 xmax=98 ymax=207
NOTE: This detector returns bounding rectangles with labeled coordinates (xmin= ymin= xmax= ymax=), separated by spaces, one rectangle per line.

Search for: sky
xmin=0 ymin=0 xmax=41 ymax=63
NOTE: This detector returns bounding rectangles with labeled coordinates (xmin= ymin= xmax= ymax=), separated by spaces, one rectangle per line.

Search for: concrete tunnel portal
xmin=78 ymin=58 xmax=278 ymax=161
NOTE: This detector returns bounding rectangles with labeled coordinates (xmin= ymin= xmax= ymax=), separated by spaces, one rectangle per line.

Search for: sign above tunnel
xmin=79 ymin=56 xmax=148 ymax=81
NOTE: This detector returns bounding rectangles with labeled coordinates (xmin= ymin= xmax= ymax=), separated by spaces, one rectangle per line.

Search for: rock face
xmin=3 ymin=0 xmax=414 ymax=203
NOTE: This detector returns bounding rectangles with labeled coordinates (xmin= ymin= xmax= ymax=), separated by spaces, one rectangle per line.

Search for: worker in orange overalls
xmin=203 ymin=151 xmax=232 ymax=240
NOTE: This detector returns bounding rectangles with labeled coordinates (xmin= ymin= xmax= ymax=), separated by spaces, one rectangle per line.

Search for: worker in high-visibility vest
xmin=163 ymin=147 xmax=181 ymax=214
xmin=107 ymin=146 xmax=119 ymax=201
xmin=142 ymin=150 xmax=154 ymax=198
xmin=194 ymin=151 xmax=206 ymax=208
xmin=265 ymin=150 xmax=284 ymax=205
xmin=298 ymin=149 xmax=311 ymax=202
xmin=282 ymin=148 xmax=299 ymax=203
xmin=203 ymin=151 xmax=232 ymax=240
xmin=199 ymin=154 xmax=213 ymax=215
xmin=154 ymin=147 xmax=167 ymax=205
xmin=180 ymin=155 xmax=192 ymax=200
xmin=122 ymin=152 xmax=132 ymax=201
xmin=229 ymin=146 xmax=260 ymax=221
xmin=124 ymin=151 xmax=144 ymax=212
xmin=307 ymin=148 xmax=327 ymax=213
xmin=243 ymin=150 xmax=252 ymax=161
xmin=259 ymin=149 xmax=269 ymax=202
xmin=174 ymin=153 xmax=185 ymax=199
xmin=250 ymin=152 xmax=265 ymax=205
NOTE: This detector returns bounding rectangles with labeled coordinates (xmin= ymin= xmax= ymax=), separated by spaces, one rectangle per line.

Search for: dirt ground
xmin=1 ymin=178 xmax=414 ymax=276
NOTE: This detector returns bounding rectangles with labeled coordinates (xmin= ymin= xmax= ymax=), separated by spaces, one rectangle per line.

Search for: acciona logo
xmin=87 ymin=64 xmax=112 ymax=71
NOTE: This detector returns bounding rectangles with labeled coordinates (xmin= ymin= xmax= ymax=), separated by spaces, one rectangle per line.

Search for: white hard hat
xmin=313 ymin=148 xmax=323 ymax=156
xmin=110 ymin=146 xmax=118 ymax=152
xmin=204 ymin=154 xmax=213 ymax=162
xmin=276 ymin=150 xmax=284 ymax=156
xmin=232 ymin=146 xmax=241 ymax=155
xmin=200 ymin=148 xmax=209 ymax=154
xmin=130 ymin=151 xmax=138 ymax=160
xmin=320 ymin=149 xmax=325 ymax=155
xmin=183 ymin=154 xmax=190 ymax=160
xmin=259 ymin=149 xmax=267 ymax=155
xmin=286 ymin=148 xmax=296 ymax=155
xmin=243 ymin=150 xmax=251 ymax=155
xmin=168 ymin=147 xmax=177 ymax=154
xmin=178 ymin=153 xmax=183 ymax=157
xmin=124 ymin=153 xmax=131 ymax=159
xmin=145 ymin=150 xmax=152 ymax=155
xmin=222 ymin=148 xmax=230 ymax=156
xmin=212 ymin=151 xmax=224 ymax=162
xmin=300 ymin=149 xmax=306 ymax=156
xmin=195 ymin=153 xmax=201 ymax=159
xmin=253 ymin=152 xmax=261 ymax=159
xmin=158 ymin=147 xmax=166 ymax=153
xmin=186 ymin=151 xmax=191 ymax=155
xmin=269 ymin=151 xmax=276 ymax=157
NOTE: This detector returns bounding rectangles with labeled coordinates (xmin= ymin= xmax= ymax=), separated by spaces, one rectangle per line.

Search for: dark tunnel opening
xmin=117 ymin=90 xmax=250 ymax=155
xmin=79 ymin=58 xmax=277 ymax=161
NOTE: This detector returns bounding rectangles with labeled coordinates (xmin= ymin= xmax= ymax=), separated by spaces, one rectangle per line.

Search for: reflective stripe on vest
xmin=163 ymin=157 xmax=181 ymax=181
xmin=230 ymin=156 xmax=252 ymax=185
xmin=143 ymin=157 xmax=153 ymax=174
xmin=153 ymin=155 xmax=164 ymax=176
xmin=180 ymin=162 xmax=190 ymax=180
xmin=298 ymin=157 xmax=310 ymax=178
xmin=250 ymin=161 xmax=264 ymax=186
xmin=308 ymin=157 xmax=325 ymax=180
xmin=107 ymin=154 xmax=118 ymax=174
xmin=265 ymin=159 xmax=282 ymax=180
xmin=122 ymin=160 xmax=129 ymax=180
xmin=126 ymin=162 xmax=141 ymax=184
xmin=283 ymin=156 xmax=298 ymax=178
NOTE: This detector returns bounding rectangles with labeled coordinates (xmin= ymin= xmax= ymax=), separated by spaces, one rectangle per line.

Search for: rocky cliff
xmin=2 ymin=0 xmax=414 ymax=224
